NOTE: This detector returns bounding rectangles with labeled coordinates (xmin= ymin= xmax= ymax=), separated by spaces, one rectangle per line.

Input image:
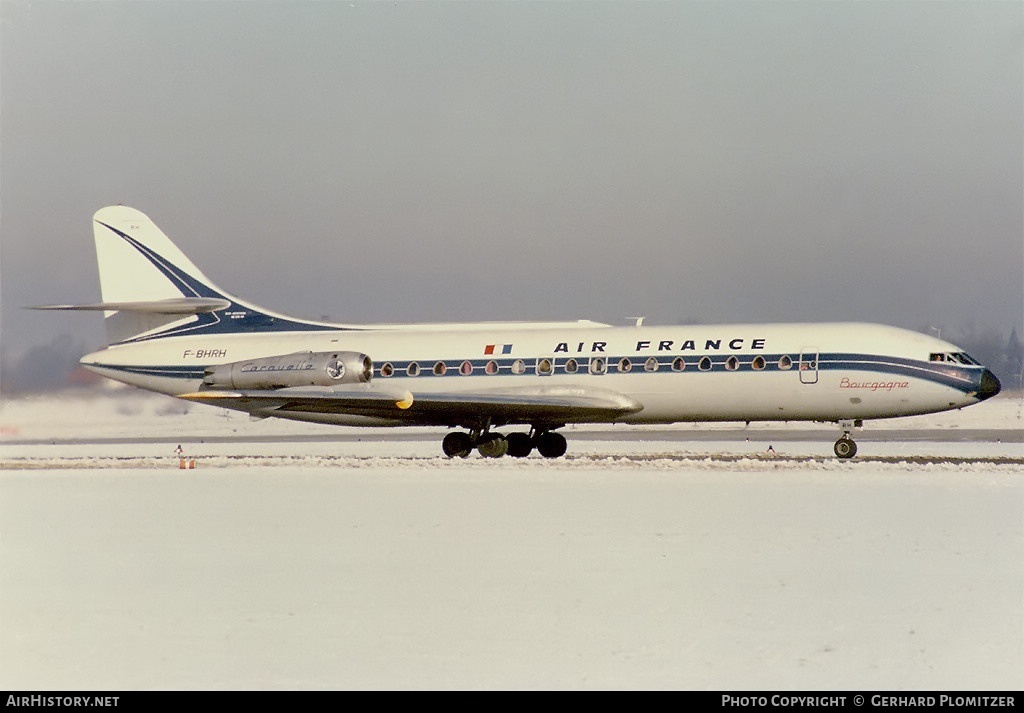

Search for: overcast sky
xmin=2 ymin=1 xmax=1021 ymax=361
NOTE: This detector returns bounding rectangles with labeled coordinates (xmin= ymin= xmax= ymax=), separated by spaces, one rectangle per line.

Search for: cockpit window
xmin=930 ymin=352 xmax=981 ymax=365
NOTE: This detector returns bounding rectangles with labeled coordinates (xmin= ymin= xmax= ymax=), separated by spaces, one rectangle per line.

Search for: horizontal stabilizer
xmin=31 ymin=297 xmax=231 ymax=315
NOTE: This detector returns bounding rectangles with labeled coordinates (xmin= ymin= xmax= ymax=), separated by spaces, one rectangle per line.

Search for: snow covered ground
xmin=3 ymin=385 xmax=1023 ymax=437
xmin=1 ymin=390 xmax=1021 ymax=690
xmin=2 ymin=386 xmax=1022 ymax=462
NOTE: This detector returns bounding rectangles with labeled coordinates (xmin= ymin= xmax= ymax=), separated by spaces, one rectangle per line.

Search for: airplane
xmin=35 ymin=206 xmax=1002 ymax=459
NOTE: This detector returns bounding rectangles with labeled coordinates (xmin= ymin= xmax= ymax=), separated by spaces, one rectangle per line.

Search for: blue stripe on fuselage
xmin=91 ymin=353 xmax=985 ymax=395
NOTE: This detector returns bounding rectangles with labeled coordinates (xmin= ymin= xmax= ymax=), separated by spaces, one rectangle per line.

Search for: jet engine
xmin=203 ymin=351 xmax=372 ymax=390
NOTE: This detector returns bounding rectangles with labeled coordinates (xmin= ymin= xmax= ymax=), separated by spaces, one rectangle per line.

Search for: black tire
xmin=536 ymin=431 xmax=568 ymax=459
xmin=442 ymin=432 xmax=473 ymax=458
xmin=477 ymin=434 xmax=508 ymax=458
xmin=505 ymin=432 xmax=533 ymax=458
xmin=834 ymin=437 xmax=857 ymax=459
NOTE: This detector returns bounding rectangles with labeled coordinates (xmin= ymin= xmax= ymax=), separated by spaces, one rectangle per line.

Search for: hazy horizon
xmin=2 ymin=2 xmax=1021 ymax=368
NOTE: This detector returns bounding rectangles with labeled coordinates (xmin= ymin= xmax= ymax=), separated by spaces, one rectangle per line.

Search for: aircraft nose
xmin=978 ymin=369 xmax=1001 ymax=400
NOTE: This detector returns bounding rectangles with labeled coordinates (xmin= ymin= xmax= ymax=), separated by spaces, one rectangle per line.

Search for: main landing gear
xmin=442 ymin=428 xmax=567 ymax=459
xmin=833 ymin=419 xmax=860 ymax=459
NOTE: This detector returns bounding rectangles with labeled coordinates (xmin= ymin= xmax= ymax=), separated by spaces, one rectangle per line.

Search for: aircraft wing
xmin=396 ymin=385 xmax=644 ymax=428
xmin=180 ymin=384 xmax=643 ymax=429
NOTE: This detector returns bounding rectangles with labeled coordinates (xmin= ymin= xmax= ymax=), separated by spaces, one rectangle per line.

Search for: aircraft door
xmin=799 ymin=349 xmax=819 ymax=384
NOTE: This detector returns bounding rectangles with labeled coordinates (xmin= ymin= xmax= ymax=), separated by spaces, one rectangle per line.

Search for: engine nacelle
xmin=203 ymin=351 xmax=372 ymax=390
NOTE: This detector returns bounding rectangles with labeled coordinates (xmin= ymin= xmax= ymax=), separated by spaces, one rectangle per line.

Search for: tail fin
xmin=93 ymin=206 xmax=223 ymax=307
xmin=36 ymin=206 xmax=333 ymax=344
xmin=89 ymin=206 xmax=233 ymax=343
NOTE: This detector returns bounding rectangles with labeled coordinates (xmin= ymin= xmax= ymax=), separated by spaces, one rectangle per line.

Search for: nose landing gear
xmin=833 ymin=436 xmax=857 ymax=459
xmin=833 ymin=419 xmax=861 ymax=459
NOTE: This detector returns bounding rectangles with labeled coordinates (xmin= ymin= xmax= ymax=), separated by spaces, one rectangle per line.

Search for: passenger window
xmin=485 ymin=360 xmax=499 ymax=375
xmin=537 ymin=358 xmax=553 ymax=376
xmin=617 ymin=357 xmax=632 ymax=373
xmin=511 ymin=359 xmax=526 ymax=375
xmin=778 ymin=355 xmax=792 ymax=370
xmin=433 ymin=361 xmax=447 ymax=376
xmin=751 ymin=356 xmax=766 ymax=371
xmin=460 ymin=360 xmax=473 ymax=375
xmin=380 ymin=362 xmax=394 ymax=378
xmin=407 ymin=362 xmax=420 ymax=377
xmin=725 ymin=356 xmax=739 ymax=371
xmin=564 ymin=358 xmax=579 ymax=374
xmin=589 ymin=356 xmax=606 ymax=375
xmin=671 ymin=357 xmax=686 ymax=372
xmin=644 ymin=357 xmax=659 ymax=372
xmin=698 ymin=356 xmax=712 ymax=371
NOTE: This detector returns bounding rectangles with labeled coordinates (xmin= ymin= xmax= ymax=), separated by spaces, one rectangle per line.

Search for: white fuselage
xmin=82 ymin=321 xmax=989 ymax=427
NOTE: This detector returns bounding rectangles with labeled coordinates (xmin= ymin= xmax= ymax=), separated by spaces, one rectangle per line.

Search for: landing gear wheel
xmin=536 ymin=431 xmax=567 ymax=459
xmin=477 ymin=434 xmax=508 ymax=458
xmin=505 ymin=432 xmax=534 ymax=458
xmin=834 ymin=437 xmax=857 ymax=459
xmin=442 ymin=432 xmax=473 ymax=458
